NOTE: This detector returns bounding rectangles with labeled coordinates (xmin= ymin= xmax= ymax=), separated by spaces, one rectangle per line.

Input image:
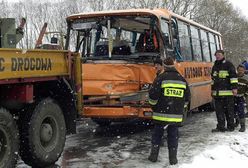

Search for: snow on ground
xmin=178 ymin=113 xmax=248 ymax=168
xmin=106 ymin=112 xmax=248 ymax=168
xmin=17 ymin=111 xmax=248 ymax=168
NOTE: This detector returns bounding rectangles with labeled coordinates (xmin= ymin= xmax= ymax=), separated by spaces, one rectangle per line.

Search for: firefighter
xmin=148 ymin=57 xmax=190 ymax=165
xmin=211 ymin=50 xmax=238 ymax=132
xmin=154 ymin=57 xmax=164 ymax=76
xmin=241 ymin=60 xmax=248 ymax=117
xmin=234 ymin=64 xmax=248 ymax=132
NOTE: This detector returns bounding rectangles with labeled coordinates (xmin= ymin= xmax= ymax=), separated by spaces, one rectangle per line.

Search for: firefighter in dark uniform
xmin=211 ymin=50 xmax=238 ymax=132
xmin=148 ymin=57 xmax=190 ymax=165
xmin=234 ymin=64 xmax=248 ymax=132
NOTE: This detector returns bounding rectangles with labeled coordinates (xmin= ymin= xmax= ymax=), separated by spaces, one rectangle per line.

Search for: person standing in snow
xmin=211 ymin=50 xmax=238 ymax=132
xmin=148 ymin=57 xmax=190 ymax=165
xmin=234 ymin=64 xmax=248 ymax=132
xmin=241 ymin=60 xmax=248 ymax=117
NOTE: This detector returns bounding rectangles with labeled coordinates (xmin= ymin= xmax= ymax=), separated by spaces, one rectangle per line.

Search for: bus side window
xmin=171 ymin=19 xmax=183 ymax=61
xmin=160 ymin=18 xmax=172 ymax=48
xmin=190 ymin=26 xmax=202 ymax=62
xmin=177 ymin=20 xmax=192 ymax=61
xmin=215 ymin=35 xmax=220 ymax=50
xmin=200 ymin=30 xmax=211 ymax=62
xmin=209 ymin=33 xmax=217 ymax=61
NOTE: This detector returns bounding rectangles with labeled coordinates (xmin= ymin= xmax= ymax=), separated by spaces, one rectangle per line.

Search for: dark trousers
xmin=234 ymin=96 xmax=245 ymax=119
xmin=151 ymin=123 xmax=178 ymax=149
xmin=214 ymin=97 xmax=235 ymax=130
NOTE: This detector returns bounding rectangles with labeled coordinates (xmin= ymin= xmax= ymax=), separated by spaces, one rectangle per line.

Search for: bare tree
xmin=193 ymin=0 xmax=248 ymax=65
xmin=2 ymin=0 xmax=248 ymax=64
xmin=0 ymin=0 xmax=10 ymax=17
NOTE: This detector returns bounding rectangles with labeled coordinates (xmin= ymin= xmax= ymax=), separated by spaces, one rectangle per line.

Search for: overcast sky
xmin=229 ymin=0 xmax=248 ymax=18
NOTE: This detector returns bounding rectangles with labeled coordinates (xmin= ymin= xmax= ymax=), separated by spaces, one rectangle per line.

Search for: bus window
xmin=178 ymin=20 xmax=192 ymax=61
xmin=190 ymin=26 xmax=202 ymax=61
xmin=171 ymin=19 xmax=183 ymax=61
xmin=215 ymin=35 xmax=220 ymax=50
xmin=200 ymin=30 xmax=211 ymax=62
xmin=160 ymin=18 xmax=172 ymax=48
xmin=209 ymin=33 xmax=217 ymax=61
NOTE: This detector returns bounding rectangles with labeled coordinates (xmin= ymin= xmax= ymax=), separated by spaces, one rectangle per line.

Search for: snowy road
xmin=17 ymin=111 xmax=248 ymax=168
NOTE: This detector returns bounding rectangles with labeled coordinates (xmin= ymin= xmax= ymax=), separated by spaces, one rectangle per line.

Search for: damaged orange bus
xmin=65 ymin=8 xmax=222 ymax=126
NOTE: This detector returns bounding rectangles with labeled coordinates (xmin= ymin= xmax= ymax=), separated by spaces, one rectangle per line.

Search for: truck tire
xmin=19 ymin=98 xmax=66 ymax=167
xmin=92 ymin=118 xmax=112 ymax=127
xmin=0 ymin=108 xmax=19 ymax=168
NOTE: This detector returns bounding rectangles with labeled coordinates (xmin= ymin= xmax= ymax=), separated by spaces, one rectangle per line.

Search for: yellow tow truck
xmin=0 ymin=18 xmax=82 ymax=168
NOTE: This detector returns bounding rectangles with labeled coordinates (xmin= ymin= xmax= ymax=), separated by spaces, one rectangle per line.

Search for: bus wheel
xmin=92 ymin=118 xmax=112 ymax=127
xmin=199 ymin=101 xmax=215 ymax=112
xmin=0 ymin=108 xmax=19 ymax=168
xmin=19 ymin=98 xmax=66 ymax=167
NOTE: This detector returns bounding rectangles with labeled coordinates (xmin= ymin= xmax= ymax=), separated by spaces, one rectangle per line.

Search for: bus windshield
xmin=68 ymin=15 xmax=160 ymax=62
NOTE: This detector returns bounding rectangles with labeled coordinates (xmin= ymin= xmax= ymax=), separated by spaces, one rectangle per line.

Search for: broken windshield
xmin=67 ymin=15 xmax=161 ymax=62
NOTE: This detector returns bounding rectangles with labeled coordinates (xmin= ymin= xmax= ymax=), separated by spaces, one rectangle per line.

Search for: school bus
xmin=65 ymin=8 xmax=222 ymax=126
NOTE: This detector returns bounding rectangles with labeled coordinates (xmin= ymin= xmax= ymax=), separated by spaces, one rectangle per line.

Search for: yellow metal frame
xmin=0 ymin=48 xmax=70 ymax=80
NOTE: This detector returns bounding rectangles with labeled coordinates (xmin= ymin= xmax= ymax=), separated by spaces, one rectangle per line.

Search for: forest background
xmin=1 ymin=0 xmax=247 ymax=65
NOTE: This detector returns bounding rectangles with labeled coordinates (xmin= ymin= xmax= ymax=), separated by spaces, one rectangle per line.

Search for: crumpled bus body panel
xmin=82 ymin=61 xmax=213 ymax=111
xmin=82 ymin=63 xmax=156 ymax=96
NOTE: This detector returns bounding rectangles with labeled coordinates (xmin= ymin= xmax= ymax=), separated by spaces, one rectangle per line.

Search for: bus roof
xmin=67 ymin=8 xmax=221 ymax=36
xmin=66 ymin=8 xmax=170 ymax=21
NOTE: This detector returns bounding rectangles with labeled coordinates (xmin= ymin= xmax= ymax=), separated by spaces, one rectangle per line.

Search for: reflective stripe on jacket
xmin=211 ymin=59 xmax=237 ymax=97
xmin=152 ymin=112 xmax=183 ymax=122
xmin=149 ymin=67 xmax=190 ymax=124
xmin=212 ymin=90 xmax=233 ymax=96
xmin=237 ymin=74 xmax=248 ymax=96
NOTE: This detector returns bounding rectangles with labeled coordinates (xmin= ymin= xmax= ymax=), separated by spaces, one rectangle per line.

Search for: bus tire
xmin=0 ymin=108 xmax=19 ymax=168
xmin=198 ymin=100 xmax=215 ymax=112
xmin=19 ymin=98 xmax=66 ymax=167
xmin=92 ymin=118 xmax=112 ymax=127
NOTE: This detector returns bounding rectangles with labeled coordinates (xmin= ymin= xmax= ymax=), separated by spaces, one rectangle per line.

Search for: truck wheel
xmin=0 ymin=108 xmax=19 ymax=168
xmin=92 ymin=118 xmax=111 ymax=127
xmin=19 ymin=98 xmax=66 ymax=167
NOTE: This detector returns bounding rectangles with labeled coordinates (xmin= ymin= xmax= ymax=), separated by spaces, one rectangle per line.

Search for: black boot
xmin=148 ymin=145 xmax=160 ymax=162
xmin=169 ymin=148 xmax=178 ymax=165
xmin=239 ymin=118 xmax=246 ymax=132
xmin=211 ymin=127 xmax=226 ymax=132
xmin=234 ymin=118 xmax=240 ymax=127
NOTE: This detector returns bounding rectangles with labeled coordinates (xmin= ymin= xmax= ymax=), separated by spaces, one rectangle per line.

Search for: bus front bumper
xmin=81 ymin=106 xmax=152 ymax=119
